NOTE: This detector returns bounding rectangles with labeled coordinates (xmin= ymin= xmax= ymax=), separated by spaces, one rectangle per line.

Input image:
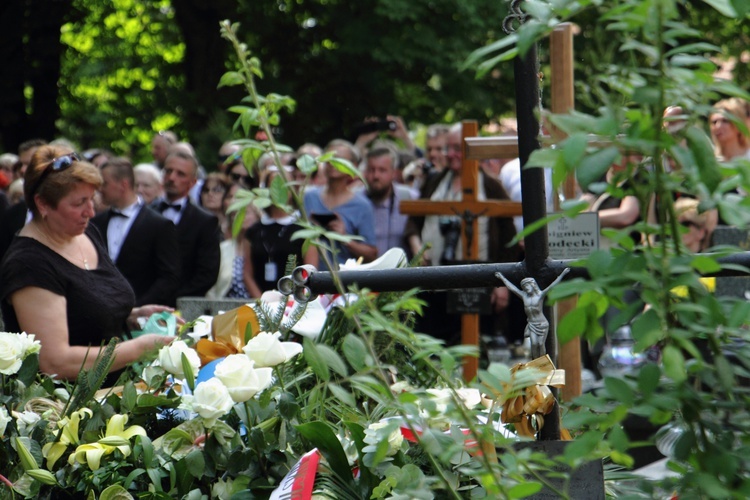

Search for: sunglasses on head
xmin=30 ymin=153 xmax=81 ymax=197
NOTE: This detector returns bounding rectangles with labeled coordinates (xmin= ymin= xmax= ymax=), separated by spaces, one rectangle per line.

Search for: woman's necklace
xmin=35 ymin=222 xmax=90 ymax=270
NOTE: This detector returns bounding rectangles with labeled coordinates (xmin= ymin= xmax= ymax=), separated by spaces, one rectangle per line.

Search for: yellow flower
xmin=69 ymin=414 xmax=146 ymax=470
xmin=42 ymin=408 xmax=92 ymax=469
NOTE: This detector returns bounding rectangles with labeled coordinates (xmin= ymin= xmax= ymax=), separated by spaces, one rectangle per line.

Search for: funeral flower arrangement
xmin=0 ymin=277 xmax=567 ymax=499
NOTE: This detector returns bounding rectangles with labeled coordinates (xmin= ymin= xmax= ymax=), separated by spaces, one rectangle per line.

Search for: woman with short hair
xmin=0 ymin=145 xmax=174 ymax=381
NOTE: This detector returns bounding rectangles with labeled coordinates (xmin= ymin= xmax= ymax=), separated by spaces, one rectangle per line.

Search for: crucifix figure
xmin=495 ymin=268 xmax=570 ymax=359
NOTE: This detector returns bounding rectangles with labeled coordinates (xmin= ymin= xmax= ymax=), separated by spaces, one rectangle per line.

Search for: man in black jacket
xmin=154 ymin=149 xmax=221 ymax=301
xmin=91 ymin=157 xmax=180 ymax=306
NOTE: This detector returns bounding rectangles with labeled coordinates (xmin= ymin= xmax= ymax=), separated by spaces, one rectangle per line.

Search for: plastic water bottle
xmin=598 ymin=325 xmax=648 ymax=377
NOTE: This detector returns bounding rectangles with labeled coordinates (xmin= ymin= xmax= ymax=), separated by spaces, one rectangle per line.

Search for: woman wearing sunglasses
xmin=0 ymin=145 xmax=175 ymax=382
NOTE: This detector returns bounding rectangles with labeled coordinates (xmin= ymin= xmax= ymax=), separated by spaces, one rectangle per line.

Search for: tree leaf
xmin=604 ymin=377 xmax=634 ymax=405
xmin=662 ymin=345 xmax=687 ymax=383
xmin=576 ymin=147 xmax=620 ymax=190
xmin=303 ymin=338 xmax=330 ymax=382
xmin=315 ymin=344 xmax=349 ymax=377
xmin=508 ymin=482 xmax=543 ymax=498
xmin=342 ymin=334 xmax=370 ymax=371
xmin=328 ymin=383 xmax=356 ymax=408
xmin=296 ymin=422 xmax=354 ymax=488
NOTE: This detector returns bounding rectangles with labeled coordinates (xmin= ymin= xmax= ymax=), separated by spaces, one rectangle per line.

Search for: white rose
xmin=15 ymin=332 xmax=41 ymax=356
xmin=0 ymin=407 xmax=10 ymax=437
xmin=157 ymin=340 xmax=201 ymax=379
xmin=191 ymin=378 xmax=234 ymax=427
xmin=0 ymin=332 xmax=25 ymax=375
xmin=242 ymin=332 xmax=303 ymax=368
xmin=12 ymin=410 xmax=41 ymax=435
xmin=214 ymin=354 xmax=273 ymax=403
xmin=363 ymin=420 xmax=403 ymax=457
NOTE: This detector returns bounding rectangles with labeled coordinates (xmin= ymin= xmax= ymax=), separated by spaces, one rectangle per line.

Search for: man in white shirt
xmin=92 ymin=157 xmax=180 ymax=306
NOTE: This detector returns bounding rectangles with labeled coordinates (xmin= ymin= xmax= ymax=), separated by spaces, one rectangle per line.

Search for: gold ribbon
xmin=195 ymin=305 xmax=260 ymax=365
xmin=494 ymin=355 xmax=568 ymax=439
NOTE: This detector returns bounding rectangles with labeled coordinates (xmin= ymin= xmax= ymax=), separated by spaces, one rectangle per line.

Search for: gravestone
xmin=711 ymin=226 xmax=750 ymax=298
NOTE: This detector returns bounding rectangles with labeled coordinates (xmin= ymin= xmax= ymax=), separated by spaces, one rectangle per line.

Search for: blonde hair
xmin=712 ymin=98 xmax=750 ymax=153
xmin=24 ymin=145 xmax=101 ymax=218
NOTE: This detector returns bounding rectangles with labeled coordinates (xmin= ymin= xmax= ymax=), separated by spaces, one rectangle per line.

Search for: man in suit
xmin=155 ymin=149 xmax=221 ymax=300
xmin=91 ymin=157 xmax=180 ymax=306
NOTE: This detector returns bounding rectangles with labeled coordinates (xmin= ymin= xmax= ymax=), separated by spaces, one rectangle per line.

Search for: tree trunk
xmin=171 ymin=0 xmax=236 ymax=137
xmin=0 ymin=0 xmax=30 ymax=152
xmin=26 ymin=0 xmax=73 ymax=143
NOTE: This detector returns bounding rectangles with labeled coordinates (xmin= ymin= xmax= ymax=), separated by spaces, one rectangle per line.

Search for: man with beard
xmin=153 ymin=149 xmax=221 ymax=302
xmin=364 ymin=146 xmax=415 ymax=256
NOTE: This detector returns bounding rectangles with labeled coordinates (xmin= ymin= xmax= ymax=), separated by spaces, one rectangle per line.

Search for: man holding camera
xmin=404 ymin=123 xmax=520 ymax=345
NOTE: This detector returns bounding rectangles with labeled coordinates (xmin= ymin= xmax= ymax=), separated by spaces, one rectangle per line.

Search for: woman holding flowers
xmin=0 ymin=145 xmax=174 ymax=381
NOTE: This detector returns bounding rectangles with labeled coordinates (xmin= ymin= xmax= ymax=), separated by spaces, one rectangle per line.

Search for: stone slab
xmin=176 ymin=297 xmax=254 ymax=322
xmin=514 ymin=441 xmax=605 ymax=500
xmin=711 ymin=226 xmax=750 ymax=298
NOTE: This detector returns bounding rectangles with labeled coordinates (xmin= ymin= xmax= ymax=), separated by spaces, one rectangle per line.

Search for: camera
xmin=439 ymin=217 xmax=462 ymax=264
xmin=353 ymin=119 xmax=397 ymax=137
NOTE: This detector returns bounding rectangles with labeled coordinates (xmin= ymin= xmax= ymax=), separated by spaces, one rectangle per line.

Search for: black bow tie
xmin=158 ymin=200 xmax=182 ymax=212
xmin=110 ymin=210 xmax=128 ymax=218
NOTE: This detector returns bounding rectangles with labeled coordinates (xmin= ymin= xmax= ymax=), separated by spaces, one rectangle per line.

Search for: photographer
xmin=353 ymin=115 xmax=421 ymax=158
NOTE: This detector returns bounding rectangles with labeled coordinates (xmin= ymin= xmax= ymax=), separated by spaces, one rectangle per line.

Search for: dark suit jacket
xmin=152 ymin=199 xmax=221 ymax=301
xmin=92 ymin=205 xmax=181 ymax=306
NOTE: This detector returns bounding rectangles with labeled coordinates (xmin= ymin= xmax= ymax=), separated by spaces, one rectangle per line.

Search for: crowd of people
xmin=0 ymin=98 xmax=747 ymax=380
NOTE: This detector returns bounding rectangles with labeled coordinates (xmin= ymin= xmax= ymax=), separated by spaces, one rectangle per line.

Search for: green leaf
xmin=296 ymin=422 xmax=355 ymax=488
xmin=604 ymin=377 xmax=634 ymax=405
xmin=316 ymin=344 xmax=349 ymax=377
xmin=297 ymin=154 xmax=317 ymax=175
xmin=270 ymin=173 xmax=289 ymax=207
xmin=122 ymin=381 xmax=137 ymax=413
xmin=303 ymin=338 xmax=330 ymax=381
xmin=637 ymin=363 xmax=661 ymax=398
xmin=17 ymin=353 xmax=39 ymax=387
xmin=732 ymin=0 xmax=749 ymax=16
xmin=685 ymin=126 xmax=722 ymax=192
xmin=714 ymin=354 xmax=735 ymax=392
xmin=631 ymin=309 xmax=664 ymax=351
xmin=562 ymin=133 xmax=589 ymax=168
xmin=184 ymin=449 xmax=205 ymax=479
xmin=99 ymin=484 xmax=134 ymax=500
xmin=277 ymin=392 xmax=300 ymax=420
xmin=557 ymin=307 xmax=587 ymax=344
xmin=508 ymin=482 xmax=543 ymax=498
xmin=328 ymin=157 xmax=364 ymax=183
xmin=218 ymin=71 xmax=245 ymax=88
xmin=576 ymin=147 xmax=620 ymax=190
xmin=342 ymin=334 xmax=371 ymax=372
xmin=701 ymin=0 xmax=737 ymax=17
xmin=662 ymin=345 xmax=687 ymax=383
xmin=181 ymin=352 xmax=195 ymax=392
xmin=328 ymin=383 xmax=357 ymax=408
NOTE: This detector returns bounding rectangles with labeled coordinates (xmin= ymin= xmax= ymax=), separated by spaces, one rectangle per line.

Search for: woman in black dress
xmin=242 ymin=166 xmax=317 ymax=298
xmin=0 ymin=145 xmax=174 ymax=381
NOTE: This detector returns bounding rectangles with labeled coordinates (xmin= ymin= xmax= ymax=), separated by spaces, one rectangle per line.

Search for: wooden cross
xmin=400 ymin=120 xmax=523 ymax=382
xmin=400 ymin=24 xmax=581 ymax=396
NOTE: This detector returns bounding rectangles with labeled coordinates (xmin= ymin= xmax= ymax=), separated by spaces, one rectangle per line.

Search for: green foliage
xmin=468 ymin=0 xmax=750 ymax=497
